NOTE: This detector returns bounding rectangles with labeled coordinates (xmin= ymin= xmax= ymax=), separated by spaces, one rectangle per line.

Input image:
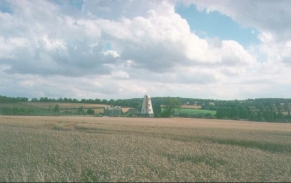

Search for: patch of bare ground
xmin=0 ymin=116 xmax=291 ymax=182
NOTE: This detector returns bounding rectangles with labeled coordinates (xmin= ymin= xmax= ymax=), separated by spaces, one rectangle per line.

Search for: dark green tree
xmin=78 ymin=106 xmax=85 ymax=115
xmin=102 ymin=99 xmax=108 ymax=104
xmin=152 ymin=103 xmax=162 ymax=117
xmin=53 ymin=104 xmax=60 ymax=113
xmin=161 ymin=98 xmax=181 ymax=117
xmin=87 ymin=109 xmax=95 ymax=115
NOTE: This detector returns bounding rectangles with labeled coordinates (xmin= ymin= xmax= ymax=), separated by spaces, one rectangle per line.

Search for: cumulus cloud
xmin=0 ymin=0 xmax=290 ymax=99
xmin=187 ymin=0 xmax=291 ymax=37
xmin=186 ymin=0 xmax=291 ymax=64
xmin=103 ymin=50 xmax=120 ymax=58
xmin=111 ymin=70 xmax=130 ymax=79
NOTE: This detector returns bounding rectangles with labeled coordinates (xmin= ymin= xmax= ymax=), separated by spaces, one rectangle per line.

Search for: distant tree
xmin=78 ymin=106 xmax=85 ymax=115
xmin=87 ymin=109 xmax=95 ymax=115
xmin=53 ymin=104 xmax=60 ymax=113
xmin=109 ymin=99 xmax=115 ymax=106
xmin=152 ymin=103 xmax=162 ymax=117
xmin=94 ymin=98 xmax=101 ymax=104
xmin=161 ymin=98 xmax=181 ymax=117
xmin=102 ymin=99 xmax=108 ymax=104
xmin=31 ymin=98 xmax=38 ymax=102
xmin=58 ymin=98 xmax=63 ymax=102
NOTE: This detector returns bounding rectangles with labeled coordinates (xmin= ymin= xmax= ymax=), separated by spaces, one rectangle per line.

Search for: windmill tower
xmin=141 ymin=93 xmax=154 ymax=117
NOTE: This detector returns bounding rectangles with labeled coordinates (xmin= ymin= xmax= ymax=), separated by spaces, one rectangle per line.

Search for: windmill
xmin=141 ymin=93 xmax=154 ymax=117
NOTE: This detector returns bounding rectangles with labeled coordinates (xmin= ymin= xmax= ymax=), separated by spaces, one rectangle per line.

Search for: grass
xmin=0 ymin=116 xmax=291 ymax=182
xmin=162 ymin=108 xmax=216 ymax=116
xmin=176 ymin=108 xmax=216 ymax=115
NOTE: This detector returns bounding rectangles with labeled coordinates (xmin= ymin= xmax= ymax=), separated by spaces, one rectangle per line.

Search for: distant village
xmin=104 ymin=93 xmax=154 ymax=117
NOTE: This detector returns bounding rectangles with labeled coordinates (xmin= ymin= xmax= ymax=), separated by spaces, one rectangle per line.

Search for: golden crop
xmin=0 ymin=116 xmax=291 ymax=182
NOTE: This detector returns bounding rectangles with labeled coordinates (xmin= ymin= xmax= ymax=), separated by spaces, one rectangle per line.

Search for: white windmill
xmin=141 ymin=93 xmax=154 ymax=117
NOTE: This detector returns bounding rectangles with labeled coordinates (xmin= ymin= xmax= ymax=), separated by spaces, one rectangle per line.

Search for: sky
xmin=0 ymin=0 xmax=291 ymax=100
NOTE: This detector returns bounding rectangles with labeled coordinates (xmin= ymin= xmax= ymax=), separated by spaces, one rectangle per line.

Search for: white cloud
xmin=185 ymin=0 xmax=291 ymax=65
xmin=258 ymin=32 xmax=274 ymax=43
xmin=42 ymin=36 xmax=66 ymax=51
xmin=0 ymin=0 xmax=290 ymax=99
xmin=103 ymin=50 xmax=120 ymax=58
xmin=220 ymin=40 xmax=254 ymax=66
xmin=111 ymin=70 xmax=130 ymax=79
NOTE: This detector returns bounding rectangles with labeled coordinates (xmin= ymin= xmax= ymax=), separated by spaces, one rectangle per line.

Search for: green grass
xmin=176 ymin=108 xmax=216 ymax=115
xmin=162 ymin=108 xmax=216 ymax=115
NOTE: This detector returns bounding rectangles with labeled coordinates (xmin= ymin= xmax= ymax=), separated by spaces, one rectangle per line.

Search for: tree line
xmin=0 ymin=105 xmax=95 ymax=116
xmin=215 ymin=99 xmax=291 ymax=122
xmin=0 ymin=95 xmax=29 ymax=103
xmin=1 ymin=95 xmax=291 ymax=122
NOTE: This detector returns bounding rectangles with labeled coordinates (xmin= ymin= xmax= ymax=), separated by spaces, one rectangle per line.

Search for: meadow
xmin=0 ymin=116 xmax=291 ymax=182
xmin=161 ymin=107 xmax=216 ymax=118
xmin=175 ymin=108 xmax=216 ymax=115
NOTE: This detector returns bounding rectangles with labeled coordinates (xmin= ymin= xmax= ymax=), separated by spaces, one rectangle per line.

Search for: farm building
xmin=104 ymin=106 xmax=122 ymax=117
xmin=126 ymin=108 xmax=140 ymax=116
xmin=141 ymin=93 xmax=154 ymax=117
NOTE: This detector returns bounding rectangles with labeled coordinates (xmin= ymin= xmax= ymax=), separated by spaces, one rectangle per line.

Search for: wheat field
xmin=0 ymin=116 xmax=291 ymax=182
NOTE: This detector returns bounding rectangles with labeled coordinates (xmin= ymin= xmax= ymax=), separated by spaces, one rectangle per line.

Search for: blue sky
xmin=48 ymin=0 xmax=84 ymax=10
xmin=0 ymin=0 xmax=12 ymax=13
xmin=0 ymin=0 xmax=291 ymax=100
xmin=175 ymin=3 xmax=259 ymax=48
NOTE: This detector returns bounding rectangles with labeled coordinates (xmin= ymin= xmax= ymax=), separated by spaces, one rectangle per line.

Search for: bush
xmin=87 ymin=109 xmax=95 ymax=115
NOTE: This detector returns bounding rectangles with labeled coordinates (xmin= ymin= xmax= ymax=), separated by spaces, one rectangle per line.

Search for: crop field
xmin=0 ymin=102 xmax=109 ymax=109
xmin=0 ymin=102 xmax=131 ymax=114
xmin=0 ymin=116 xmax=291 ymax=182
xmin=162 ymin=105 xmax=202 ymax=109
xmin=181 ymin=105 xmax=202 ymax=109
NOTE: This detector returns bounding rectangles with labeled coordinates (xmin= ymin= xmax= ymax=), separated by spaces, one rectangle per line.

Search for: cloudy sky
xmin=1 ymin=0 xmax=291 ymax=100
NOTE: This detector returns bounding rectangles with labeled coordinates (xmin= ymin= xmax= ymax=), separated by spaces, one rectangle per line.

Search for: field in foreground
xmin=0 ymin=116 xmax=291 ymax=182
